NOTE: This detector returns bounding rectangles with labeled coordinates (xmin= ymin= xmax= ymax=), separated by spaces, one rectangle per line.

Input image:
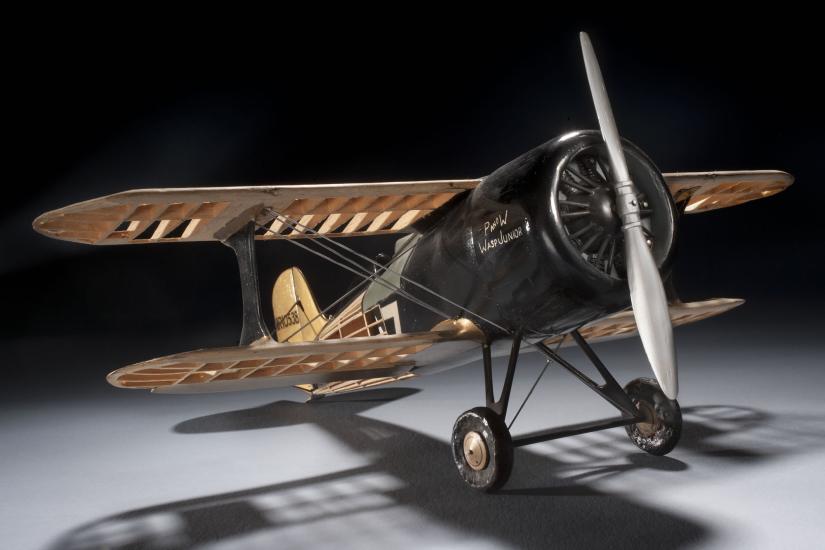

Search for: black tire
xmin=451 ymin=407 xmax=513 ymax=491
xmin=624 ymin=377 xmax=682 ymax=456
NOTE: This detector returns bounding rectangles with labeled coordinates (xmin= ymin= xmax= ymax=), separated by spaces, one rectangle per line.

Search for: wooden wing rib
xmin=107 ymin=321 xmax=483 ymax=394
xmin=33 ymin=180 xmax=479 ymax=245
xmin=544 ymin=298 xmax=745 ymax=347
xmin=33 ymin=170 xmax=791 ymax=246
xmin=297 ymin=373 xmax=419 ymax=398
xmin=663 ymin=170 xmax=793 ymax=214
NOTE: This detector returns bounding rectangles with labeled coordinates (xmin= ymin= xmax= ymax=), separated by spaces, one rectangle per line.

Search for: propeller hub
xmin=589 ymin=187 xmax=620 ymax=233
xmin=554 ymin=140 xmax=672 ymax=279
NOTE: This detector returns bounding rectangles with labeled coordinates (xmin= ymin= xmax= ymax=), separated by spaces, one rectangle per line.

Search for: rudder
xmin=272 ymin=267 xmax=326 ymax=342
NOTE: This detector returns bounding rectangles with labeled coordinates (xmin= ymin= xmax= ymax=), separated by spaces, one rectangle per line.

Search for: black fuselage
xmin=368 ymin=130 xmax=678 ymax=340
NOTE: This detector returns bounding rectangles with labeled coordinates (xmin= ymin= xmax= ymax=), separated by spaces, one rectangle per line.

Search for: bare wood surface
xmin=544 ymin=298 xmax=745 ymax=347
xmin=107 ymin=320 xmax=484 ymax=392
xmin=33 ymin=170 xmax=792 ymax=246
xmin=33 ymin=180 xmax=479 ymax=245
xmin=664 ymin=170 xmax=793 ymax=213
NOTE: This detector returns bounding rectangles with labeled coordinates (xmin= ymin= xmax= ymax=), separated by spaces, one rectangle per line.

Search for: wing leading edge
xmin=33 ymin=170 xmax=791 ymax=246
xmin=544 ymin=298 xmax=745 ymax=347
xmin=107 ymin=319 xmax=484 ymax=394
xmin=33 ymin=180 xmax=479 ymax=245
xmin=666 ymin=170 xmax=792 ymax=213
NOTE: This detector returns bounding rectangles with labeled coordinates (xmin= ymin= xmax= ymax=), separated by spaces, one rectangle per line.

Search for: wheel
xmin=451 ymin=407 xmax=513 ymax=491
xmin=624 ymin=377 xmax=682 ymax=456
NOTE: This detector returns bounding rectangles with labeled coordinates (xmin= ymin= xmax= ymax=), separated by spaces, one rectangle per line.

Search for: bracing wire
xmin=261 ymin=209 xmax=571 ymax=349
xmin=277 ymin=229 xmax=428 ymax=342
xmin=256 ymin=208 xmax=585 ymax=397
xmin=258 ymin=214 xmax=467 ymax=324
xmin=263 ymin=208 xmax=512 ymax=335
xmin=508 ymin=335 xmax=568 ymax=429
xmin=255 ymin=219 xmax=457 ymax=327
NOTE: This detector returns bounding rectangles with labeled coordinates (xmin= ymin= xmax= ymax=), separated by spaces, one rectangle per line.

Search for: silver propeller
xmin=579 ymin=32 xmax=678 ymax=399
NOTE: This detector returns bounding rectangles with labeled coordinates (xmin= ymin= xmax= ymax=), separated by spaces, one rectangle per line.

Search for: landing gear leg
xmin=452 ymin=335 xmax=521 ymax=491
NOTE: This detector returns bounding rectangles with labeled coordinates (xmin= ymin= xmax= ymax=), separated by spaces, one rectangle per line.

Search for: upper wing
xmin=664 ymin=170 xmax=793 ymax=213
xmin=33 ymin=180 xmax=479 ymax=245
xmin=107 ymin=319 xmax=483 ymax=394
xmin=32 ymin=170 xmax=792 ymax=246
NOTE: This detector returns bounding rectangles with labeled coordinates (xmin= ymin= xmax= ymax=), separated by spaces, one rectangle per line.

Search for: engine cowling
xmin=372 ymin=130 xmax=678 ymax=338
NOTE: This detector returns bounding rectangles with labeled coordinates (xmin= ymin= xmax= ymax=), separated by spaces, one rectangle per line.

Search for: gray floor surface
xmin=2 ymin=307 xmax=824 ymax=549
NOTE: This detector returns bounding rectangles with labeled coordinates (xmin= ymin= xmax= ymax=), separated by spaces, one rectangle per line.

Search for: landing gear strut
xmin=451 ymin=334 xmax=522 ymax=491
xmin=451 ymin=330 xmax=681 ymax=491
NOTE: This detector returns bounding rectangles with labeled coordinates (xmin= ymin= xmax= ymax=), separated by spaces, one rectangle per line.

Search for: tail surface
xmin=272 ymin=267 xmax=326 ymax=342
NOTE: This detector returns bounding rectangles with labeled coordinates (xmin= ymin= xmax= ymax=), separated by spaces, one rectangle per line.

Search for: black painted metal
xmin=534 ymin=339 xmax=638 ymax=418
xmin=512 ymin=416 xmax=639 ymax=447
xmin=475 ymin=323 xmax=647 ymax=449
xmin=479 ymin=330 xmax=644 ymax=448
xmin=370 ymin=130 xmax=677 ymax=342
xmin=497 ymin=333 xmax=522 ymax=417
xmin=482 ymin=342 xmax=494 ymax=407
xmin=222 ymin=221 xmax=272 ymax=345
xmin=570 ymin=329 xmax=638 ymax=414
xmin=484 ymin=334 xmax=523 ymax=417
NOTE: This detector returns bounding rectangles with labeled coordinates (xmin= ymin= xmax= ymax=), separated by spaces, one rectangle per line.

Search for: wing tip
xmin=667 ymin=169 xmax=794 ymax=214
xmin=32 ymin=211 xmax=100 ymax=244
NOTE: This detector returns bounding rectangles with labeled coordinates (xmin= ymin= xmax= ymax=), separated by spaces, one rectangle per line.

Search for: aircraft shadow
xmin=48 ymin=389 xmax=825 ymax=549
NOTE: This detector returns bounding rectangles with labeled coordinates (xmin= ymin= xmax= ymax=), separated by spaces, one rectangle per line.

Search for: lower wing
xmin=108 ymin=299 xmax=741 ymax=395
xmin=544 ymin=298 xmax=744 ymax=347
xmin=107 ymin=319 xmax=483 ymax=394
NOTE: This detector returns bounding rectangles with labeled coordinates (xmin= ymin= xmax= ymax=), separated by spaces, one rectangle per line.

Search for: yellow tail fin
xmin=272 ymin=267 xmax=327 ymax=342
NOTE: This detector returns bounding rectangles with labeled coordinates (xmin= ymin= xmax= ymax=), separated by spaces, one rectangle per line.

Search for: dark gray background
xmin=2 ymin=12 xmax=824 ymax=549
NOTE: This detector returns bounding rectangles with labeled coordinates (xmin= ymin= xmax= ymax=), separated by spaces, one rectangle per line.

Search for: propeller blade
xmin=625 ymin=225 xmax=678 ymax=398
xmin=579 ymin=32 xmax=630 ymax=183
xmin=579 ymin=32 xmax=678 ymax=399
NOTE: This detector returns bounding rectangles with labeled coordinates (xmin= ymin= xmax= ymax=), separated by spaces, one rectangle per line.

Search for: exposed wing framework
xmin=33 ymin=180 xmax=479 ymax=245
xmin=33 ymin=170 xmax=792 ymax=246
xmin=107 ymin=319 xmax=483 ymax=393
xmin=666 ymin=170 xmax=792 ymax=213
xmin=33 ymin=170 xmax=793 ymax=244
xmin=544 ymin=298 xmax=744 ymax=347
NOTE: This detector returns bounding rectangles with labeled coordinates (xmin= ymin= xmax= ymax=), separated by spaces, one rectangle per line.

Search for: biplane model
xmin=34 ymin=34 xmax=792 ymax=491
